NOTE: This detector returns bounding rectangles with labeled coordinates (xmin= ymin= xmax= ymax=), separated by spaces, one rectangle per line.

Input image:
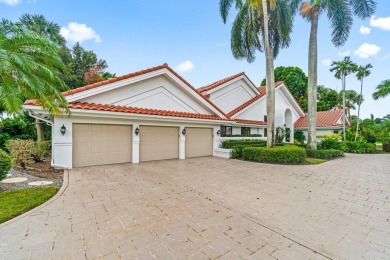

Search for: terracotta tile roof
xmin=24 ymin=100 xmax=229 ymax=121
xmin=197 ymin=72 xmax=245 ymax=93
xmin=25 ymin=63 xmax=229 ymax=119
xmin=257 ymin=81 xmax=284 ymax=96
xmin=294 ymin=109 xmax=345 ymax=128
xmin=227 ymin=95 xmax=263 ymax=117
xmin=235 ymin=119 xmax=267 ymax=125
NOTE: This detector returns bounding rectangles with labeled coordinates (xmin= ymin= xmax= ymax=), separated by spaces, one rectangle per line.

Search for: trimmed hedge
xmin=221 ymin=139 xmax=266 ymax=149
xmin=306 ymin=149 xmax=344 ymax=159
xmin=242 ymin=146 xmax=306 ymax=164
xmin=318 ymin=138 xmax=345 ymax=150
xmin=0 ymin=149 xmax=12 ymax=181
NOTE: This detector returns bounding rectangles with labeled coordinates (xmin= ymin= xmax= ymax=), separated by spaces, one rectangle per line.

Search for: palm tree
xmin=0 ymin=19 xmax=69 ymax=116
xmin=355 ymin=64 xmax=372 ymax=141
xmin=372 ymin=80 xmax=390 ymax=100
xmin=219 ymin=0 xmax=297 ymax=147
xmin=330 ymin=56 xmax=357 ymax=140
xmin=299 ymin=0 xmax=376 ymax=149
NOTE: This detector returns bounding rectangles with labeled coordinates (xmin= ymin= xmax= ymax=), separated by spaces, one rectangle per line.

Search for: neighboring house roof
xmin=294 ymin=109 xmax=347 ymax=128
xmin=24 ymin=100 xmax=229 ymax=121
xmin=24 ymin=63 xmax=229 ymax=119
xmin=235 ymin=119 xmax=267 ymax=126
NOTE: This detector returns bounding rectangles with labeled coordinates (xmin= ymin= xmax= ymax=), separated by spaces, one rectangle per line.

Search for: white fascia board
xmin=295 ymin=126 xmax=343 ymax=130
xmin=279 ymin=84 xmax=305 ymax=116
xmin=206 ymin=75 xmax=260 ymax=96
xmin=65 ymin=108 xmax=231 ymax=125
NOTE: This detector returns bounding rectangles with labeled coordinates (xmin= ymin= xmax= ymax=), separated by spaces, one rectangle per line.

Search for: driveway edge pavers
xmin=0 ymin=169 xmax=70 ymax=229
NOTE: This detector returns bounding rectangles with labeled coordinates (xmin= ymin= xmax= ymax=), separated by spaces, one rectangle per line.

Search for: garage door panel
xmin=73 ymin=124 xmax=132 ymax=167
xmin=185 ymin=128 xmax=213 ymax=158
xmin=140 ymin=126 xmax=179 ymax=162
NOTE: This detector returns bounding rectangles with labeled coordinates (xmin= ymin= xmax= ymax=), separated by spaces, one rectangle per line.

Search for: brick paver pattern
xmin=0 ymin=154 xmax=389 ymax=259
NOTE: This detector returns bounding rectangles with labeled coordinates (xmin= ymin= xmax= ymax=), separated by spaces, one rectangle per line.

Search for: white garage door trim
xmin=73 ymin=124 xmax=132 ymax=167
xmin=185 ymin=127 xmax=213 ymax=158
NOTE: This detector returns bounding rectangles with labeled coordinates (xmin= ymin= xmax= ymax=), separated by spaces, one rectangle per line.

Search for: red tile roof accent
xmin=294 ymin=109 xmax=345 ymax=128
xmin=257 ymin=81 xmax=284 ymax=96
xmin=25 ymin=63 xmax=229 ymax=119
xmin=227 ymin=95 xmax=263 ymax=117
xmin=235 ymin=119 xmax=267 ymax=125
xmin=24 ymin=100 xmax=229 ymax=121
xmin=197 ymin=72 xmax=245 ymax=93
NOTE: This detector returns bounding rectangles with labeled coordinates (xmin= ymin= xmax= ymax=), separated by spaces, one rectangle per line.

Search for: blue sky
xmin=1 ymin=0 xmax=389 ymax=119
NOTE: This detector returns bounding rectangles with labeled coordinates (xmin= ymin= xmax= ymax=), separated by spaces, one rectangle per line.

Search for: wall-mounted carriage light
xmin=60 ymin=124 xmax=66 ymax=135
xmin=182 ymin=128 xmax=186 ymax=135
xmin=217 ymin=129 xmax=221 ymax=136
xmin=135 ymin=127 xmax=140 ymax=136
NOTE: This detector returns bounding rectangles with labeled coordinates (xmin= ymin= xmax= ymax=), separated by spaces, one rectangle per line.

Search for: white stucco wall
xmin=297 ymin=128 xmax=341 ymax=143
xmin=208 ymin=79 xmax=257 ymax=113
xmin=79 ymin=75 xmax=213 ymax=115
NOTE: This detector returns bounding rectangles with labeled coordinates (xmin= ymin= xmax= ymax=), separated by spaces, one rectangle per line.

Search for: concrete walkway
xmin=0 ymin=154 xmax=389 ymax=259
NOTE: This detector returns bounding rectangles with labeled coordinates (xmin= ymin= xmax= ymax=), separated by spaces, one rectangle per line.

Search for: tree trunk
xmin=307 ymin=6 xmax=320 ymax=150
xmin=355 ymin=78 xmax=363 ymax=141
xmin=342 ymin=75 xmax=346 ymax=140
xmin=262 ymin=0 xmax=275 ymax=148
xmin=35 ymin=118 xmax=45 ymax=141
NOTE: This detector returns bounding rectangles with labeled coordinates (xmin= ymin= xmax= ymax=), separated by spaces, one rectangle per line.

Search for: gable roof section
xmin=294 ymin=109 xmax=347 ymax=128
xmin=25 ymin=64 xmax=229 ymax=119
xmin=198 ymin=72 xmax=260 ymax=96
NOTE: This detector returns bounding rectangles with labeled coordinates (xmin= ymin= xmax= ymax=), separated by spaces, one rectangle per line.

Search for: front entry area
xmin=72 ymin=124 xmax=132 ymax=167
xmin=139 ymin=126 xmax=179 ymax=162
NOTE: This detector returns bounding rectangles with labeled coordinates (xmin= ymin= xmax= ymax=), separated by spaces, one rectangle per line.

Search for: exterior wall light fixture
xmin=217 ymin=129 xmax=221 ymax=136
xmin=135 ymin=127 xmax=140 ymax=136
xmin=60 ymin=124 xmax=66 ymax=135
xmin=182 ymin=128 xmax=186 ymax=135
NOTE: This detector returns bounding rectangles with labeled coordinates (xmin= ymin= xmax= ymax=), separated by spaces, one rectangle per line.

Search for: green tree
xmin=0 ymin=19 xmax=68 ymax=115
xmin=317 ymin=85 xmax=338 ymax=111
xmin=355 ymin=64 xmax=372 ymax=141
xmin=330 ymin=56 xmax=358 ymax=140
xmin=261 ymin=66 xmax=308 ymax=111
xmin=372 ymin=80 xmax=390 ymax=101
xmin=299 ymin=0 xmax=376 ymax=149
xmin=219 ymin=0 xmax=298 ymax=147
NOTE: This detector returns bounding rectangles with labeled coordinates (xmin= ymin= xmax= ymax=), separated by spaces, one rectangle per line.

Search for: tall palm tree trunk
xmin=262 ymin=0 xmax=275 ymax=148
xmin=307 ymin=7 xmax=320 ymax=150
xmin=355 ymin=78 xmax=363 ymax=141
xmin=342 ymin=75 xmax=346 ymax=140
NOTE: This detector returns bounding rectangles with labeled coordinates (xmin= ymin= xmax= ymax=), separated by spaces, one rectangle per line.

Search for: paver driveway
xmin=0 ymin=154 xmax=389 ymax=259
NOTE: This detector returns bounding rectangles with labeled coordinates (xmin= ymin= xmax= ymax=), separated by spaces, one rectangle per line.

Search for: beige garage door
xmin=140 ymin=126 xmax=179 ymax=162
xmin=73 ymin=124 xmax=132 ymax=167
xmin=185 ymin=128 xmax=213 ymax=158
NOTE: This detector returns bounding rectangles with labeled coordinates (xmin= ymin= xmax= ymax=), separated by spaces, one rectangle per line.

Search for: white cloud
xmin=338 ymin=50 xmax=350 ymax=57
xmin=359 ymin=26 xmax=371 ymax=35
xmin=60 ymin=22 xmax=101 ymax=43
xmin=175 ymin=60 xmax=194 ymax=72
xmin=0 ymin=0 xmax=21 ymax=6
xmin=322 ymin=59 xmax=332 ymax=66
xmin=354 ymin=43 xmax=381 ymax=58
xmin=370 ymin=16 xmax=390 ymax=31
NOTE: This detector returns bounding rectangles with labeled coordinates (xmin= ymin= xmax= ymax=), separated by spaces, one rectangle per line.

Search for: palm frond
xmin=372 ymin=80 xmax=390 ymax=100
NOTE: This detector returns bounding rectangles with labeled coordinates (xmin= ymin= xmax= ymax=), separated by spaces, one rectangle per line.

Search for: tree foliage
xmin=372 ymin=79 xmax=390 ymax=101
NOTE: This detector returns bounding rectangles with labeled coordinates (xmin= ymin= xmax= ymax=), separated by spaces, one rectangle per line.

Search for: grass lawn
xmin=0 ymin=187 xmax=58 ymax=224
xmin=305 ymin=157 xmax=327 ymax=165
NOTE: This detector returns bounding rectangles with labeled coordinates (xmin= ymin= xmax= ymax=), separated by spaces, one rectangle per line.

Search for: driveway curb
xmin=0 ymin=169 xmax=70 ymax=228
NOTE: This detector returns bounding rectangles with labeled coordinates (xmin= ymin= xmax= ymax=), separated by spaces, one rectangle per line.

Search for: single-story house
xmin=294 ymin=109 xmax=350 ymax=141
xmin=23 ymin=63 xmax=344 ymax=168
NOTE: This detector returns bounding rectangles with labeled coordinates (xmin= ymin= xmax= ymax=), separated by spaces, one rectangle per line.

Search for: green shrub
xmin=0 ymin=149 xmax=12 ymax=181
xmin=221 ymin=139 xmax=266 ymax=149
xmin=0 ymin=133 xmax=11 ymax=151
xmin=306 ymin=149 xmax=344 ymax=159
xmin=31 ymin=141 xmax=51 ymax=163
xmin=383 ymin=142 xmax=390 ymax=152
xmin=224 ymin=134 xmax=262 ymax=137
xmin=231 ymin=144 xmax=267 ymax=158
xmin=6 ymin=139 xmax=34 ymax=168
xmin=318 ymin=138 xmax=345 ymax=150
xmin=294 ymin=131 xmax=306 ymax=144
xmin=343 ymin=140 xmax=376 ymax=153
xmin=242 ymin=146 xmax=306 ymax=164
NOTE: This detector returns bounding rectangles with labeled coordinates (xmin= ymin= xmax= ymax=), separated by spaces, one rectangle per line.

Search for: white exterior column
xmin=179 ymin=126 xmax=185 ymax=159
xmin=213 ymin=126 xmax=221 ymax=156
xmin=132 ymin=124 xmax=140 ymax=163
